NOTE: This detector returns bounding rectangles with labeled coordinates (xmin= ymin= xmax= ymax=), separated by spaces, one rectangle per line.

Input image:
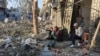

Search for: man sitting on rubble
xmin=70 ymin=23 xmax=84 ymax=47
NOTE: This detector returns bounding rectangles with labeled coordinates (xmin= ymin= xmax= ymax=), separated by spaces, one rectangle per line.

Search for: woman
xmin=54 ymin=26 xmax=62 ymax=41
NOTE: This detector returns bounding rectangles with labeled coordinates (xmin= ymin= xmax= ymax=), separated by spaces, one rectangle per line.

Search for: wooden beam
xmin=90 ymin=21 xmax=100 ymax=49
xmin=32 ymin=0 xmax=38 ymax=35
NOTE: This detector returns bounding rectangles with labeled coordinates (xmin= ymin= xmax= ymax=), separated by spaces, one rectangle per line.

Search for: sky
xmin=7 ymin=0 xmax=43 ymax=9
xmin=38 ymin=0 xmax=43 ymax=9
xmin=7 ymin=0 xmax=17 ymax=8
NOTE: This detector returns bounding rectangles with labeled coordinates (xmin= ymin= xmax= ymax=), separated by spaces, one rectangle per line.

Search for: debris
xmin=0 ymin=19 xmax=100 ymax=56
xmin=41 ymin=46 xmax=53 ymax=56
xmin=4 ymin=18 xmax=9 ymax=23
xmin=82 ymin=48 xmax=89 ymax=56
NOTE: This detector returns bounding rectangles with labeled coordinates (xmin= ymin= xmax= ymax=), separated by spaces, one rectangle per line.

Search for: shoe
xmin=77 ymin=43 xmax=81 ymax=47
xmin=70 ymin=44 xmax=75 ymax=47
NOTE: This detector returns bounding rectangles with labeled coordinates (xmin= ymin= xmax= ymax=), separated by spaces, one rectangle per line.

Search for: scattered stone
xmin=41 ymin=46 xmax=53 ymax=56
xmin=0 ymin=18 xmax=100 ymax=56
xmin=4 ymin=18 xmax=9 ymax=23
xmin=81 ymin=48 xmax=89 ymax=56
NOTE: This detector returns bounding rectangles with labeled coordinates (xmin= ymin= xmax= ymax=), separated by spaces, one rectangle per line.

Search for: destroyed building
xmin=40 ymin=0 xmax=100 ymax=33
xmin=0 ymin=0 xmax=6 ymax=21
xmin=40 ymin=0 xmax=100 ymax=52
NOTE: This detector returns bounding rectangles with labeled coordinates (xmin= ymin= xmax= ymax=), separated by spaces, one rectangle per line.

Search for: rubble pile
xmin=0 ymin=19 xmax=51 ymax=56
xmin=0 ymin=19 xmax=51 ymax=38
xmin=52 ymin=47 xmax=100 ymax=56
xmin=0 ymin=22 xmax=32 ymax=38
xmin=0 ymin=19 xmax=100 ymax=56
xmin=0 ymin=36 xmax=44 ymax=56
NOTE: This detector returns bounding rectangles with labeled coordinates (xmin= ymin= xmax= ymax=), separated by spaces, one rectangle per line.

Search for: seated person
xmin=54 ymin=26 xmax=62 ymax=41
xmin=70 ymin=23 xmax=84 ymax=47
xmin=46 ymin=27 xmax=54 ymax=40
xmin=48 ymin=26 xmax=57 ymax=49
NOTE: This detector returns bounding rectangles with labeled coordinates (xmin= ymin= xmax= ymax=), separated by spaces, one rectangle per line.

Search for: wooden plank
xmin=33 ymin=0 xmax=38 ymax=35
xmin=90 ymin=21 xmax=100 ymax=49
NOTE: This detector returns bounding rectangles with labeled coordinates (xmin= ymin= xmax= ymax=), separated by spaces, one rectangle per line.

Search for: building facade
xmin=40 ymin=0 xmax=74 ymax=33
xmin=0 ymin=0 xmax=6 ymax=21
xmin=40 ymin=0 xmax=100 ymax=52
xmin=6 ymin=8 xmax=22 ymax=21
xmin=41 ymin=0 xmax=100 ymax=34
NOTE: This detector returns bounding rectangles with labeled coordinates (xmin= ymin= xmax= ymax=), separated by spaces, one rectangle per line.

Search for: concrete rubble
xmin=0 ymin=19 xmax=100 ymax=56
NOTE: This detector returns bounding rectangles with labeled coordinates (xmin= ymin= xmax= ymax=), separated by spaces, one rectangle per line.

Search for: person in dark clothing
xmin=54 ymin=26 xmax=60 ymax=40
xmin=54 ymin=26 xmax=63 ymax=41
xmin=70 ymin=23 xmax=84 ymax=47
